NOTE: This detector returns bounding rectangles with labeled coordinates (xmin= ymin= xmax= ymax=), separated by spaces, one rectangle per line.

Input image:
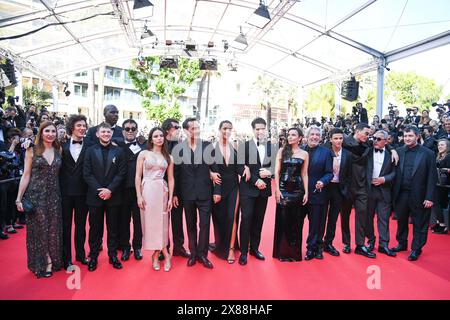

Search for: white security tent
xmin=1 ymin=0 xmax=450 ymax=113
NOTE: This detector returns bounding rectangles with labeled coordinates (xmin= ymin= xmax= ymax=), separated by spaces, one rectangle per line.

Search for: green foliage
xmin=304 ymin=83 xmax=335 ymax=118
xmin=128 ymin=56 xmax=201 ymax=124
xmin=385 ymin=71 xmax=442 ymax=109
xmin=22 ymin=86 xmax=52 ymax=110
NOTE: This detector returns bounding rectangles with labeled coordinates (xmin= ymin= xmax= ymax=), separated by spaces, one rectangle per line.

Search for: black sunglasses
xmin=374 ymin=137 xmax=386 ymax=141
xmin=124 ymin=127 xmax=137 ymax=132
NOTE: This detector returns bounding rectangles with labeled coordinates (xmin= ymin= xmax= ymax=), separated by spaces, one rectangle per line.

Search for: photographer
xmin=355 ymin=102 xmax=368 ymax=124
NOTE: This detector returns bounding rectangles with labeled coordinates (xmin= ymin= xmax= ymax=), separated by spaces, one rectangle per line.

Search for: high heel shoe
xmin=152 ymin=254 xmax=160 ymax=271
xmin=164 ymin=255 xmax=171 ymax=272
xmin=227 ymin=248 xmax=235 ymax=264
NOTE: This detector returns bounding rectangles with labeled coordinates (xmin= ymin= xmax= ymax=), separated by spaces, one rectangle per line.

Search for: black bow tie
xmin=375 ymin=149 xmax=384 ymax=153
xmin=72 ymin=140 xmax=83 ymax=145
xmin=127 ymin=141 xmax=137 ymax=146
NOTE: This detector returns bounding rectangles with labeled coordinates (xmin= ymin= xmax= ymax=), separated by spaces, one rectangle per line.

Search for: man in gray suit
xmin=365 ymin=130 xmax=396 ymax=257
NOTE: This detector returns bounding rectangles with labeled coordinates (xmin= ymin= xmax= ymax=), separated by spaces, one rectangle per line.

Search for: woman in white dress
xmin=135 ymin=127 xmax=174 ymax=271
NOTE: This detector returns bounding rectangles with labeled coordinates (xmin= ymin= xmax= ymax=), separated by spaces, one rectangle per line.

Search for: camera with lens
xmin=432 ymin=102 xmax=449 ymax=116
xmin=0 ymin=151 xmax=21 ymax=180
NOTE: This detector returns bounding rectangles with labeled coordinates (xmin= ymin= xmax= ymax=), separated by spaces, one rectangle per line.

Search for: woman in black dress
xmin=15 ymin=121 xmax=63 ymax=278
xmin=432 ymin=139 xmax=450 ymax=234
xmin=273 ymin=128 xmax=309 ymax=261
xmin=211 ymin=120 xmax=248 ymax=263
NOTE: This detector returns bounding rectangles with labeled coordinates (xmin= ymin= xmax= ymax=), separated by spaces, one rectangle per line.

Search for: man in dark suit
xmin=422 ymin=126 xmax=436 ymax=152
xmin=410 ymin=107 xmax=421 ymax=125
xmin=390 ymin=125 xmax=437 ymax=261
xmin=60 ymin=114 xmax=89 ymax=271
xmin=237 ymin=117 xmax=273 ymax=266
xmin=321 ymin=128 xmax=352 ymax=257
xmin=172 ymin=118 xmax=220 ymax=269
xmin=341 ymin=123 xmax=378 ymax=258
xmin=85 ymin=105 xmax=123 ymax=146
xmin=161 ymin=118 xmax=190 ymax=258
xmin=302 ymin=126 xmax=333 ymax=260
xmin=365 ymin=130 xmax=397 ymax=257
xmin=118 ymin=119 xmax=144 ymax=262
xmin=83 ymin=122 xmax=127 ymax=271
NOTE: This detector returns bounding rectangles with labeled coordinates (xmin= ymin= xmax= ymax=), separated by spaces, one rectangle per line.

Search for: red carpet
xmin=1 ymin=192 xmax=449 ymax=300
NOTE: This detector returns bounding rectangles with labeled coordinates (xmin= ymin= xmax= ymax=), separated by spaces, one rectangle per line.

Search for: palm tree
xmin=251 ymin=74 xmax=283 ymax=132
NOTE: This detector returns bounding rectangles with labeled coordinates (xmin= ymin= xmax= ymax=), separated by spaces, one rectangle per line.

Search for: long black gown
xmin=273 ymin=157 xmax=305 ymax=262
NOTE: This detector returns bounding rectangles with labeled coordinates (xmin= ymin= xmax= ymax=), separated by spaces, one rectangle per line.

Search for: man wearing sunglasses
xmin=118 ymin=119 xmax=145 ymax=262
xmin=365 ymin=130 xmax=397 ymax=257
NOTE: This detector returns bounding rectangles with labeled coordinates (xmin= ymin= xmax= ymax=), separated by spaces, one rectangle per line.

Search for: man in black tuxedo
xmin=118 ymin=119 xmax=144 ymax=262
xmin=390 ymin=125 xmax=437 ymax=261
xmin=85 ymin=105 xmax=123 ymax=146
xmin=83 ymin=123 xmax=127 ymax=271
xmin=365 ymin=130 xmax=397 ymax=257
xmin=321 ymin=128 xmax=352 ymax=257
xmin=172 ymin=118 xmax=220 ymax=269
xmin=60 ymin=114 xmax=89 ymax=271
xmin=410 ymin=107 xmax=421 ymax=125
xmin=302 ymin=126 xmax=333 ymax=260
xmin=238 ymin=117 xmax=273 ymax=266
xmin=162 ymin=118 xmax=190 ymax=258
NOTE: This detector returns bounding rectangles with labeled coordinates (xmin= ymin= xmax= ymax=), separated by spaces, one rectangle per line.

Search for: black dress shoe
xmin=408 ymin=250 xmax=421 ymax=261
xmin=121 ymin=249 xmax=131 ymax=261
xmin=239 ymin=254 xmax=247 ymax=266
xmin=250 ymin=250 xmax=265 ymax=261
xmin=64 ymin=261 xmax=75 ymax=271
xmin=88 ymin=259 xmax=98 ymax=272
xmin=378 ymin=247 xmax=397 ymax=257
xmin=0 ymin=231 xmax=9 ymax=240
xmin=13 ymin=223 xmax=24 ymax=229
xmin=109 ymin=256 xmax=123 ymax=269
xmin=198 ymin=256 xmax=214 ymax=269
xmin=315 ymin=249 xmax=324 ymax=259
xmin=324 ymin=244 xmax=340 ymax=256
xmin=390 ymin=244 xmax=407 ymax=252
xmin=173 ymin=248 xmax=191 ymax=258
xmin=76 ymin=257 xmax=89 ymax=265
xmin=6 ymin=226 xmax=17 ymax=234
xmin=134 ymin=249 xmax=143 ymax=260
xmin=36 ymin=271 xmax=53 ymax=278
xmin=187 ymin=256 xmax=197 ymax=267
xmin=367 ymin=242 xmax=375 ymax=252
xmin=342 ymin=245 xmax=351 ymax=254
xmin=304 ymin=250 xmax=314 ymax=261
xmin=355 ymin=246 xmax=376 ymax=258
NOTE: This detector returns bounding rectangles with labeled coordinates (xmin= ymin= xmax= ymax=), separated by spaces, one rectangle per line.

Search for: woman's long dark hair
xmin=282 ymin=127 xmax=303 ymax=160
xmin=147 ymin=127 xmax=171 ymax=164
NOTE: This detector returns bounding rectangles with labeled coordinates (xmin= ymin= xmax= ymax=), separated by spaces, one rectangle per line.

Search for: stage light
xmin=160 ymin=56 xmax=178 ymax=69
xmin=133 ymin=0 xmax=153 ymax=10
xmin=231 ymin=26 xmax=248 ymax=51
xmin=246 ymin=0 xmax=271 ymax=29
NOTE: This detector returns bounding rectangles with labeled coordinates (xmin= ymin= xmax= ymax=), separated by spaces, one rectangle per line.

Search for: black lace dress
xmin=273 ymin=157 xmax=305 ymax=261
xmin=24 ymin=149 xmax=63 ymax=275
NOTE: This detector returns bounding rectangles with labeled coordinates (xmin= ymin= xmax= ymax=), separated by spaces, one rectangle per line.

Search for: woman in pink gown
xmin=135 ymin=127 xmax=174 ymax=271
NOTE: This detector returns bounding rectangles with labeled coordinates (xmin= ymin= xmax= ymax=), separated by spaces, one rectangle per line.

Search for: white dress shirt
xmin=253 ymin=138 xmax=265 ymax=165
xmin=331 ymin=149 xmax=342 ymax=183
xmin=372 ymin=148 xmax=385 ymax=179
xmin=126 ymin=140 xmax=141 ymax=154
xmin=70 ymin=138 xmax=83 ymax=163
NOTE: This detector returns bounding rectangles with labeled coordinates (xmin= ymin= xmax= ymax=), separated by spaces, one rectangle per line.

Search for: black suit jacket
xmin=359 ymin=108 xmax=368 ymax=124
xmin=120 ymin=141 xmax=145 ymax=189
xmin=329 ymin=147 xmax=352 ymax=198
xmin=238 ymin=140 xmax=273 ymax=198
xmin=423 ymin=136 xmax=436 ymax=153
xmin=393 ymin=145 xmax=437 ymax=208
xmin=173 ymin=140 xmax=220 ymax=201
xmin=83 ymin=143 xmax=127 ymax=207
xmin=366 ymin=148 xmax=396 ymax=203
xmin=60 ymin=140 xmax=88 ymax=196
xmin=85 ymin=125 xmax=124 ymax=147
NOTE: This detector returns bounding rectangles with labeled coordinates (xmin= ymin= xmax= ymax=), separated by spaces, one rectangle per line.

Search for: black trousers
xmin=62 ymin=195 xmax=89 ymax=263
xmin=366 ymin=187 xmax=392 ymax=248
xmin=322 ymin=183 xmax=344 ymax=246
xmin=184 ymin=199 xmax=212 ymax=259
xmin=0 ymin=182 xmax=7 ymax=228
xmin=303 ymin=203 xmax=324 ymax=252
xmin=170 ymin=197 xmax=185 ymax=251
xmin=395 ymin=191 xmax=431 ymax=251
xmin=88 ymin=205 xmax=120 ymax=259
xmin=119 ymin=188 xmax=142 ymax=251
xmin=3 ymin=180 xmax=19 ymax=226
xmin=239 ymin=195 xmax=268 ymax=255
xmin=340 ymin=187 xmax=368 ymax=246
